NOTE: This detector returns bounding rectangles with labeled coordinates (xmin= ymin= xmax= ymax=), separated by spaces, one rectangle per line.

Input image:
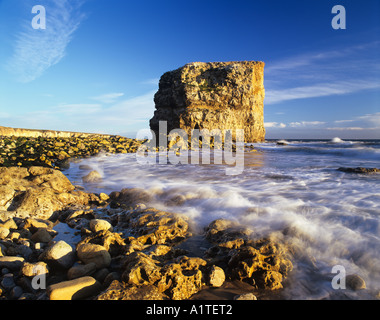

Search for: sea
xmin=64 ymin=137 xmax=380 ymax=300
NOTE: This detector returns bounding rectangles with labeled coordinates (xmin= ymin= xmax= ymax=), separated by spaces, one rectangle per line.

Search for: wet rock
xmin=97 ymin=281 xmax=167 ymax=300
xmin=94 ymin=268 xmax=111 ymax=284
xmin=99 ymin=193 xmax=109 ymax=202
xmin=0 ymin=167 xmax=101 ymax=220
xmin=276 ymin=140 xmax=289 ymax=146
xmin=30 ymin=228 xmax=53 ymax=243
xmin=82 ymin=170 xmax=102 ymax=183
xmin=122 ymin=252 xmax=162 ymax=287
xmin=177 ymin=256 xmax=207 ymax=270
xmin=338 ymin=167 xmax=380 ymax=174
xmin=120 ymin=251 xmax=206 ymax=299
xmin=204 ymin=219 xmax=293 ymax=290
xmin=158 ymin=258 xmax=205 ymax=300
xmin=13 ymin=244 xmax=33 ymax=260
xmin=146 ymin=244 xmax=172 ymax=257
xmin=119 ymin=208 xmax=190 ymax=246
xmin=39 ymin=240 xmax=75 ymax=270
xmin=346 ymin=274 xmax=366 ymax=290
xmin=89 ymin=219 xmax=113 ymax=233
xmin=0 ymin=218 xmax=18 ymax=230
xmin=208 ymin=265 xmax=225 ymax=287
xmin=47 ymin=276 xmax=102 ymax=300
xmin=20 ymin=262 xmax=49 ymax=278
xmin=67 ymin=263 xmax=97 ymax=280
xmin=0 ymin=244 xmax=6 ymax=257
xmin=10 ymin=286 xmax=23 ymax=299
xmin=28 ymin=166 xmax=75 ymax=193
xmin=228 ymin=241 xmax=292 ymax=290
xmin=0 ymin=186 xmax=15 ymax=210
xmin=0 ymin=227 xmax=9 ymax=240
xmin=1 ymin=273 xmax=15 ymax=291
xmin=234 ymin=293 xmax=257 ymax=300
xmin=76 ymin=243 xmax=111 ymax=269
xmin=23 ymin=218 xmax=53 ymax=233
xmin=77 ymin=230 xmax=126 ymax=257
xmin=110 ymin=188 xmax=153 ymax=207
xmin=205 ymin=218 xmax=252 ymax=248
xmin=0 ymin=257 xmax=25 ymax=270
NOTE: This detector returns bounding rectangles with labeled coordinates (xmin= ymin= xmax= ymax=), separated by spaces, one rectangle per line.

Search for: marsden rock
xmin=150 ymin=61 xmax=266 ymax=143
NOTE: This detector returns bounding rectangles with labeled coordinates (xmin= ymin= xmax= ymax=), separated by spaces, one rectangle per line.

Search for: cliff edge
xmin=0 ymin=126 xmax=111 ymax=139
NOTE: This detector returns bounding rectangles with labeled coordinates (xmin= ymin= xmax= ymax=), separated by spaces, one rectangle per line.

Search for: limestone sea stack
xmin=150 ymin=61 xmax=266 ymax=143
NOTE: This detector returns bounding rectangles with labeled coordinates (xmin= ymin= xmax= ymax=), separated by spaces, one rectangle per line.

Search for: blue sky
xmin=0 ymin=0 xmax=379 ymax=139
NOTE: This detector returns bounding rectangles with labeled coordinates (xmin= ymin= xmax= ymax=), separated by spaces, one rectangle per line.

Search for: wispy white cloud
xmin=334 ymin=119 xmax=354 ymax=124
xmin=266 ymin=80 xmax=380 ymax=105
xmin=327 ymin=127 xmax=367 ymax=131
xmin=265 ymin=122 xmax=286 ymax=128
xmin=326 ymin=112 xmax=380 ymax=132
xmin=266 ymin=112 xmax=380 ymax=139
xmin=6 ymin=0 xmax=86 ymax=82
xmin=358 ymin=112 xmax=380 ymax=127
xmin=289 ymin=121 xmax=326 ymax=128
xmin=91 ymin=93 xmax=125 ymax=104
xmin=265 ymin=41 xmax=380 ymax=105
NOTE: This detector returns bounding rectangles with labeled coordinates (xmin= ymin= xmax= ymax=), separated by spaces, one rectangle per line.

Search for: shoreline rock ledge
xmin=150 ymin=61 xmax=266 ymax=143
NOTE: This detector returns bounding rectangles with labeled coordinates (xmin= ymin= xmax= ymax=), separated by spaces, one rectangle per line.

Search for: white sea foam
xmin=65 ymin=140 xmax=380 ymax=299
xmin=331 ymin=137 xmax=345 ymax=143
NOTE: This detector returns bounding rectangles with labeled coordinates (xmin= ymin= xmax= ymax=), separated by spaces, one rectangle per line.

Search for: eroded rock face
xmin=204 ymin=219 xmax=293 ymax=290
xmin=0 ymin=166 xmax=101 ymax=220
xmin=97 ymin=281 xmax=168 ymax=300
xmin=120 ymin=252 xmax=206 ymax=300
xmin=150 ymin=61 xmax=266 ymax=143
xmin=117 ymin=207 xmax=190 ymax=246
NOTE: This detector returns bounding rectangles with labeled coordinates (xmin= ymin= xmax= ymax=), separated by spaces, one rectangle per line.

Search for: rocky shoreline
xmin=0 ymin=135 xmax=294 ymax=300
xmin=0 ymin=164 xmax=293 ymax=300
xmin=0 ymin=135 xmax=143 ymax=169
xmin=1 ymin=135 xmax=376 ymax=300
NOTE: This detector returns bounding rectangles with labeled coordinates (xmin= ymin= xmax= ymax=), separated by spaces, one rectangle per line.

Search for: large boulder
xmin=38 ymin=240 xmax=75 ymax=270
xmin=47 ymin=276 xmax=102 ymax=300
xmin=76 ymin=243 xmax=111 ymax=269
xmin=150 ymin=61 xmax=266 ymax=143
xmin=0 ymin=166 xmax=101 ymax=220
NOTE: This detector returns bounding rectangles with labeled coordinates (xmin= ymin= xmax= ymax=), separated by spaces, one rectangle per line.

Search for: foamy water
xmin=64 ymin=139 xmax=380 ymax=299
